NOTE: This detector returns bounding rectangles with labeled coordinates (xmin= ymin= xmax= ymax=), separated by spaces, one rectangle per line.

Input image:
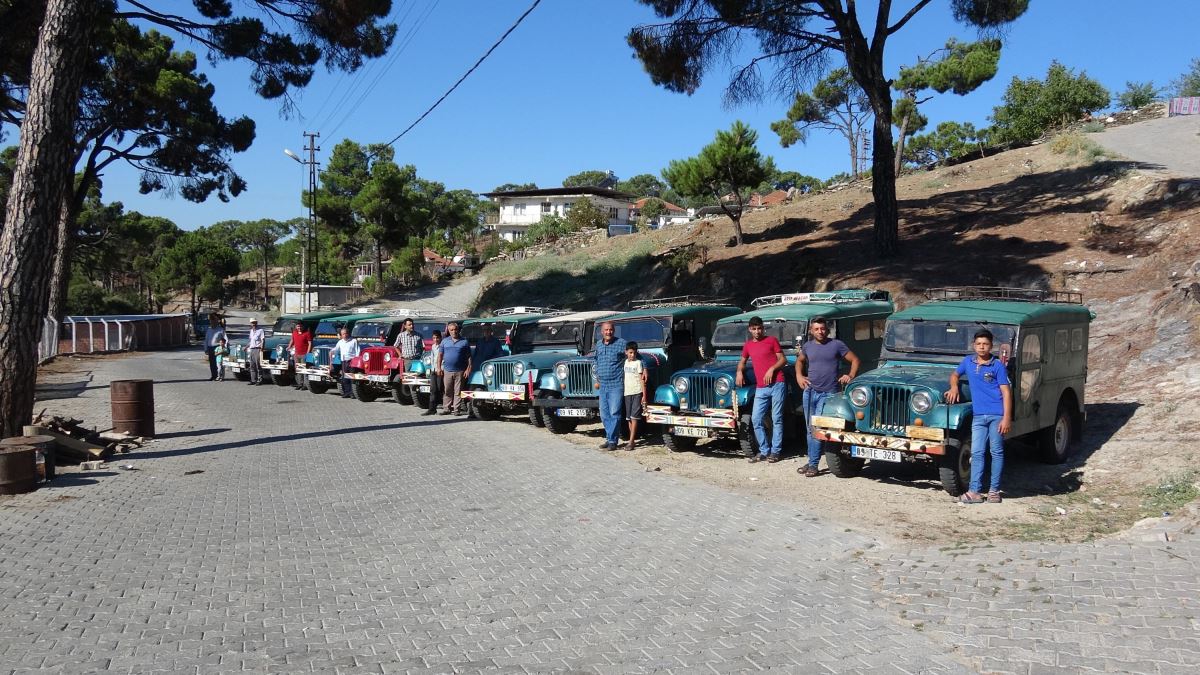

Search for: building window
xmin=541 ymin=201 xmax=552 ymax=214
xmin=514 ymin=203 xmax=526 ymax=215
xmin=563 ymin=202 xmax=573 ymax=213
xmin=608 ymin=207 xmax=619 ymax=219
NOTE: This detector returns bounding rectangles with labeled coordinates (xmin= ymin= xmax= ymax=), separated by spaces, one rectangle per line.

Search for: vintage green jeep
xmin=810 ymin=287 xmax=1092 ymax=495
xmin=294 ymin=312 xmax=389 ymax=395
xmin=259 ymin=311 xmax=346 ymax=386
xmin=463 ymin=310 xmax=618 ymax=424
xmin=225 ymin=310 xmax=342 ymax=383
xmin=531 ymin=297 xmax=743 ymax=435
xmin=647 ymin=290 xmax=893 ymax=454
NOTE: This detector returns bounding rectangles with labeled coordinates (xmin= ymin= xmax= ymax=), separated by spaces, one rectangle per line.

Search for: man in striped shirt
xmin=393 ymin=318 xmax=424 ymax=367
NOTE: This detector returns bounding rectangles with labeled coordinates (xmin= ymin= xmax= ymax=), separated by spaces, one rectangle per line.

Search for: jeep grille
xmin=363 ymin=351 xmax=383 ymax=372
xmin=312 ymin=347 xmax=332 ymax=367
xmin=867 ymin=385 xmax=911 ymax=434
xmin=493 ymin=362 xmax=517 ymax=387
xmin=683 ymin=374 xmax=717 ymax=411
xmin=565 ymin=362 xmax=594 ymax=397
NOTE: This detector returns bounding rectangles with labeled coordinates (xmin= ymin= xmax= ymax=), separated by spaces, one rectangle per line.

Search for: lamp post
xmin=284 ymin=132 xmax=320 ymax=312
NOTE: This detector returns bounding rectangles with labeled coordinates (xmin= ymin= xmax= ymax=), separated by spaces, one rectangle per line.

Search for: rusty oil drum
xmin=111 ymin=379 xmax=155 ymax=437
xmin=0 ymin=435 xmax=55 ymax=481
xmin=0 ymin=446 xmax=37 ymax=495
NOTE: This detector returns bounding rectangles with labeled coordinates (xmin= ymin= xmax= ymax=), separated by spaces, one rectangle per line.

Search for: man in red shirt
xmin=735 ymin=316 xmax=787 ymax=463
xmin=287 ymin=322 xmax=313 ymax=390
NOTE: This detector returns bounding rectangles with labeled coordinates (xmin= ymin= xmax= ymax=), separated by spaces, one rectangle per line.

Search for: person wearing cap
xmin=247 ymin=318 xmax=267 ymax=385
xmin=202 ymin=313 xmax=226 ymax=381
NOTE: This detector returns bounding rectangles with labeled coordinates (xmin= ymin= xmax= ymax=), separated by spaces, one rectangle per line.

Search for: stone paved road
xmin=4 ymin=351 xmax=1197 ymax=674
xmin=1093 ymin=115 xmax=1200 ymax=177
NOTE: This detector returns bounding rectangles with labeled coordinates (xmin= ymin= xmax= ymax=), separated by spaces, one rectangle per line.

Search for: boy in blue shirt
xmin=944 ymin=329 xmax=1012 ymax=504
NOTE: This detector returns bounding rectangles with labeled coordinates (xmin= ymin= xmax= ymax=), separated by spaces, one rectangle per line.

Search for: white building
xmin=482 ymin=187 xmax=635 ymax=242
xmin=630 ymin=197 xmax=691 ymax=229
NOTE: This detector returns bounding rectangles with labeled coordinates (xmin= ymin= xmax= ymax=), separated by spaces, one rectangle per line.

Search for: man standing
xmin=437 ymin=322 xmax=471 ymax=415
xmin=945 ymin=329 xmax=1012 ymax=504
xmin=594 ymin=321 xmax=627 ymax=450
xmin=332 ymin=327 xmax=360 ymax=398
xmin=795 ymin=317 xmax=860 ymax=477
xmin=202 ymin=313 xmax=226 ymax=381
xmin=472 ymin=324 xmax=505 ymax=365
xmin=393 ymin=317 xmax=424 ymax=368
xmin=247 ymin=318 xmax=267 ymax=385
xmin=287 ymin=321 xmax=313 ymax=390
xmin=736 ymin=316 xmax=787 ymax=463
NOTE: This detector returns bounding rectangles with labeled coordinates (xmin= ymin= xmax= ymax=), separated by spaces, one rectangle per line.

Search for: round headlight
xmin=849 ymin=386 xmax=871 ymax=407
xmin=673 ymin=377 xmax=689 ymax=394
xmin=383 ymin=352 xmax=392 ymax=363
xmin=714 ymin=378 xmax=731 ymax=395
xmin=590 ymin=363 xmax=598 ymax=380
xmin=513 ymin=362 xmax=525 ymax=377
xmin=911 ymin=390 xmax=934 ymax=414
xmin=483 ymin=363 xmax=495 ymax=378
xmin=555 ymin=364 xmax=568 ymax=380
xmin=422 ymin=354 xmax=432 ymax=366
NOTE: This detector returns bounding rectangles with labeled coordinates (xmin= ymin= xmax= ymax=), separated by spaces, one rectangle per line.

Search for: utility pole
xmin=286 ymin=133 xmax=320 ymax=313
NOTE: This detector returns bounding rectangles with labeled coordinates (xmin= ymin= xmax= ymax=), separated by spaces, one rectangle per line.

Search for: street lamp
xmin=284 ymin=132 xmax=319 ymax=313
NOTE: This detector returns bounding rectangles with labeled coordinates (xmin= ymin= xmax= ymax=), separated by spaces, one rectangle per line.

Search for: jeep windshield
xmin=882 ymin=320 xmax=1017 ymax=363
xmin=593 ymin=318 xmax=670 ymax=347
xmin=411 ymin=321 xmax=444 ymax=341
xmin=272 ymin=318 xmax=298 ymax=334
xmin=461 ymin=320 xmax=517 ymax=344
xmin=712 ymin=320 xmax=808 ymax=350
xmin=351 ymin=321 xmax=392 ymax=342
xmin=526 ymin=321 xmax=584 ymax=350
xmin=312 ymin=320 xmax=344 ymax=343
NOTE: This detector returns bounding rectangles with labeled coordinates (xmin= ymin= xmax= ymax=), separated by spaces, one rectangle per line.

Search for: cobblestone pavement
xmin=3 ymin=351 xmax=1197 ymax=674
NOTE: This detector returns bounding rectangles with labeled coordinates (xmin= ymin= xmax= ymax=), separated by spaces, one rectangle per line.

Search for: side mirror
xmin=698 ymin=336 xmax=712 ymax=360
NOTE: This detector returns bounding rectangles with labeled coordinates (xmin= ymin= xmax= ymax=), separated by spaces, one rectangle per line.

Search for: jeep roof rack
xmin=383 ymin=308 xmax=464 ymax=318
xmin=924 ymin=286 xmax=1084 ymax=304
xmin=629 ymin=295 xmax=731 ymax=309
xmin=750 ymin=289 xmax=890 ymax=308
xmin=493 ymin=306 xmax=564 ymax=316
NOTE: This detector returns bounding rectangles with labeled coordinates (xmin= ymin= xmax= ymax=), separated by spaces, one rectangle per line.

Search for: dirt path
xmin=1093 ymin=114 xmax=1200 ymax=176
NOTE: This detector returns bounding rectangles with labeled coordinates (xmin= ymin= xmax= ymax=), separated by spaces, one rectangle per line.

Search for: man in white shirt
xmin=247 ymin=318 xmax=267 ymax=385
xmin=332 ymin=327 xmax=360 ymax=398
xmin=203 ymin=314 xmax=226 ymax=381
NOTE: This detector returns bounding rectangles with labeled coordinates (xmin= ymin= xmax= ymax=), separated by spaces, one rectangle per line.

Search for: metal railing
xmin=630 ymin=295 xmax=730 ymax=309
xmin=38 ymin=317 xmax=59 ymax=363
xmin=751 ymin=289 xmax=890 ymax=308
xmin=924 ymin=287 xmax=1084 ymax=304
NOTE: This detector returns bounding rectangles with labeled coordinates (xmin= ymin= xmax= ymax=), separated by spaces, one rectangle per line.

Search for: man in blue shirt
xmin=945 ymin=329 xmax=1012 ymax=504
xmin=473 ymin=325 xmax=505 ymax=365
xmin=436 ymin=321 xmax=472 ymax=416
xmin=593 ymin=321 xmax=627 ymax=449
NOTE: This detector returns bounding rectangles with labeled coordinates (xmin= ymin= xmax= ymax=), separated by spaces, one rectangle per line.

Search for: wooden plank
xmin=22 ymin=425 xmax=108 ymax=460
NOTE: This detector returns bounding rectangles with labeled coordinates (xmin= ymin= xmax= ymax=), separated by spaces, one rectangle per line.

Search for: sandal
xmin=987 ymin=491 xmax=1003 ymax=504
xmin=959 ymin=492 xmax=985 ymax=504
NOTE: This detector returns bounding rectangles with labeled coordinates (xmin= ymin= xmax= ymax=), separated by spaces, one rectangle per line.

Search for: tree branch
xmin=888 ymin=0 xmax=933 ymax=36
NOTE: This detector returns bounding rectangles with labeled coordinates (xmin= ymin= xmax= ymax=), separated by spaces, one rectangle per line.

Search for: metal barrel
xmin=0 ymin=436 xmax=55 ymax=481
xmin=0 ymin=446 xmax=37 ymax=495
xmin=111 ymin=379 xmax=156 ymax=437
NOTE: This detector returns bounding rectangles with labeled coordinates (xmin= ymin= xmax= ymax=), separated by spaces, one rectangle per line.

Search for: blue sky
xmin=90 ymin=0 xmax=1200 ymax=230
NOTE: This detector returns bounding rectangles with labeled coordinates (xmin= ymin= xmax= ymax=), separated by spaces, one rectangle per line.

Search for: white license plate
xmin=418 ymin=385 xmax=430 ymax=393
xmin=500 ymin=383 xmax=524 ymax=393
xmin=557 ymin=408 xmax=589 ymax=418
xmin=674 ymin=426 xmax=710 ymax=438
xmin=367 ymin=375 xmax=389 ymax=383
xmin=851 ymin=446 xmax=902 ymax=462
xmin=308 ymin=374 xmax=325 ymax=383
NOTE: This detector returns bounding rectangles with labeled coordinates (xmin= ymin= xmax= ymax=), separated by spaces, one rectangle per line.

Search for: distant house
xmin=630 ymin=197 xmax=691 ymax=229
xmin=481 ymin=186 xmax=635 ymax=242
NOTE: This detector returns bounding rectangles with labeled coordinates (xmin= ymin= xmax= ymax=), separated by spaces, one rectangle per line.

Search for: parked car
xmin=647 ymin=290 xmax=894 ymax=454
xmin=294 ymin=312 xmax=389 ymax=395
xmin=809 ymin=287 xmax=1092 ymax=495
xmin=462 ymin=310 xmax=617 ymax=425
xmin=345 ymin=311 xmax=462 ymax=404
xmin=400 ymin=307 xmax=561 ymax=408
xmin=532 ymin=297 xmax=742 ymax=435
xmin=259 ymin=311 xmax=346 ymax=386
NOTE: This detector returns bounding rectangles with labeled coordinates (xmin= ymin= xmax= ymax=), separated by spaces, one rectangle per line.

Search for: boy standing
xmin=622 ymin=342 xmax=648 ymax=451
xmin=736 ymin=316 xmax=787 ymax=463
xmin=213 ymin=338 xmax=228 ymax=381
xmin=945 ymin=329 xmax=1012 ymax=504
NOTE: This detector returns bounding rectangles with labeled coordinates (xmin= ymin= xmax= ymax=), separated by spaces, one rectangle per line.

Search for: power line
xmin=377 ymin=0 xmax=542 ymax=150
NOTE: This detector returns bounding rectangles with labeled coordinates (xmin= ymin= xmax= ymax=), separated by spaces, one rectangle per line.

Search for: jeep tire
xmin=825 ymin=447 xmax=865 ymax=478
xmin=662 ymin=430 xmax=697 ymax=453
xmin=234 ymin=370 xmax=250 ymax=382
xmin=737 ymin=413 xmax=760 ymax=457
xmin=527 ymin=405 xmax=545 ymax=427
xmin=392 ymin=385 xmax=412 ymax=405
xmin=352 ymin=381 xmax=378 ymax=403
xmin=308 ymin=381 xmax=331 ymax=395
xmin=939 ymin=433 xmax=971 ymax=496
xmin=1038 ymin=399 xmax=1076 ymax=464
xmin=544 ymin=409 xmax=578 ymax=435
xmin=469 ymin=394 xmax=501 ymax=421
xmin=270 ymin=370 xmax=291 ymax=386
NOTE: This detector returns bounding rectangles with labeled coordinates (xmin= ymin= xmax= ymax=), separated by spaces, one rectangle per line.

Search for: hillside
xmin=477 ymin=124 xmax=1200 ymax=542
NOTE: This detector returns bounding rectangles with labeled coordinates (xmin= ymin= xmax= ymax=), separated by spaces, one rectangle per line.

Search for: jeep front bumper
xmin=461 ymin=388 xmax=527 ymax=402
xmin=646 ymin=405 xmax=737 ymax=430
xmin=810 ymin=416 xmax=953 ymax=455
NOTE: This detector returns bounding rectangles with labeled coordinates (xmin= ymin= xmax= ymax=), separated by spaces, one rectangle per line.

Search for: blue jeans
xmin=598 ymin=383 xmax=624 ymax=445
xmin=802 ymin=389 xmax=831 ymax=468
xmin=969 ymin=414 xmax=1005 ymax=493
xmin=751 ymin=381 xmax=786 ymax=456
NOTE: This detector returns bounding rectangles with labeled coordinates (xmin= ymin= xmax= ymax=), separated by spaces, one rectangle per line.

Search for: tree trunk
xmin=870 ymin=106 xmax=900 ymax=257
xmin=894 ymin=114 xmax=911 ymax=177
xmin=262 ymin=251 xmax=270 ymax=308
xmin=847 ymin=132 xmax=859 ymax=179
xmin=0 ymin=0 xmax=101 ymax=439
xmin=375 ymin=239 xmax=385 ymax=291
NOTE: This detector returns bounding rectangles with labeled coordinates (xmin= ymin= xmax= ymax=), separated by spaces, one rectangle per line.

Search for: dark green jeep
xmin=810 ymin=287 xmax=1092 ymax=495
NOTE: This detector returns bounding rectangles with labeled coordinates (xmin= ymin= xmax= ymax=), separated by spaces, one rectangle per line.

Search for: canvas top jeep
xmin=531 ymin=297 xmax=742 ymax=435
xmin=809 ymin=287 xmax=1092 ymax=495
xmin=647 ymin=289 xmax=893 ymax=454
xmin=296 ymin=313 xmax=389 ymax=393
xmin=346 ymin=310 xmax=464 ymax=404
xmin=227 ymin=310 xmax=342 ymax=382
xmin=462 ymin=310 xmax=619 ymax=425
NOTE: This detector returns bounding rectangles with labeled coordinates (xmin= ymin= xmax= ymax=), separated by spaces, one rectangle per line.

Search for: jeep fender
xmin=653 ymin=384 xmax=679 ymax=407
xmin=535 ymin=372 xmax=559 ymax=393
xmin=945 ymin=403 xmax=974 ymax=435
xmin=466 ymin=371 xmax=486 ymax=388
xmin=820 ymin=393 xmax=854 ymax=421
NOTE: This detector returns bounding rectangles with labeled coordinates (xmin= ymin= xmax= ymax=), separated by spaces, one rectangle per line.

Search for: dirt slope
xmin=478 ymin=126 xmax=1200 ymax=543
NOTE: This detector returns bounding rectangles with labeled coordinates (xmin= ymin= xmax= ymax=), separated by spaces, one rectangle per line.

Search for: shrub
xmin=1048 ymin=132 xmax=1110 ymax=161
xmin=524 ymin=214 xmax=573 ymax=244
xmin=991 ymin=61 xmax=1110 ymax=144
xmin=361 ymin=276 xmax=377 ymax=296
xmin=1172 ymin=58 xmax=1200 ymax=98
xmin=1116 ymin=80 xmax=1160 ymax=110
xmin=1080 ymin=121 xmax=1105 ymax=133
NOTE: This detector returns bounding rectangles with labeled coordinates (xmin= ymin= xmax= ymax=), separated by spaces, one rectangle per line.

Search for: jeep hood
xmin=854 ymin=362 xmax=955 ymax=389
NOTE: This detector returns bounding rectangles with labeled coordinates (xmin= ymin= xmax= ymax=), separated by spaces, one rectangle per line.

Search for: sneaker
xmin=748 ymin=455 xmax=765 ymax=463
xmin=800 ymin=465 xmax=819 ymax=477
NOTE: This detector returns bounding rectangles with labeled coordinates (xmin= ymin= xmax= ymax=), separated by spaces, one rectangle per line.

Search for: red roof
xmin=423 ymin=248 xmax=453 ymax=266
xmin=633 ymin=197 xmax=685 ymax=213
xmin=759 ymin=189 xmax=790 ymax=206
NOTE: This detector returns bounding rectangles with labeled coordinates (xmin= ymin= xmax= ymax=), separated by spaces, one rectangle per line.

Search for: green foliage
xmin=565 ymin=196 xmax=609 ymax=231
xmin=762 ymin=170 xmax=822 ymax=194
xmin=770 ymin=68 xmax=871 ymax=176
xmin=158 ymin=227 xmax=240 ymax=312
xmin=562 ymin=170 xmax=612 ymax=188
xmin=903 ymin=121 xmax=987 ymax=166
xmin=1117 ymin=80 xmax=1160 ymax=110
xmin=663 ymin=121 xmax=774 ymax=245
xmin=617 ymin=173 xmax=666 ymax=197
xmin=492 ymin=182 xmax=538 ymax=192
xmin=360 ymin=276 xmax=377 ymax=296
xmin=1140 ymin=470 xmax=1199 ymax=515
xmin=523 ymin=214 xmax=574 ymax=245
xmin=638 ymin=198 xmax=668 ymax=225
xmin=1080 ymin=121 xmax=1106 ymax=133
xmin=991 ymin=61 xmax=1111 ymax=144
xmin=1172 ymin=58 xmax=1200 ymax=97
xmin=65 ymin=272 xmax=150 ymax=316
xmin=894 ymin=39 xmax=1002 ymax=97
xmin=0 ymin=145 xmax=15 ymax=230
xmin=1048 ymin=132 xmax=1111 ymax=161
xmin=389 ymin=239 xmax=425 ymax=284
xmin=480 ymin=238 xmax=502 ymax=261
